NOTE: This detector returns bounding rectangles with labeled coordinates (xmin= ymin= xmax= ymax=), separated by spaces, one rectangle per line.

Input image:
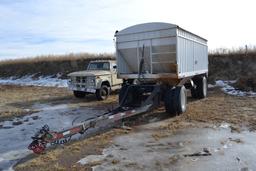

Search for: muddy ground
xmin=0 ymin=85 xmax=255 ymax=170
xmin=0 ymin=85 xmax=117 ymax=122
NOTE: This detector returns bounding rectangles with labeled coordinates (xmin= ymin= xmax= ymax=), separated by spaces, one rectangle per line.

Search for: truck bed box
xmin=115 ymin=22 xmax=208 ymax=81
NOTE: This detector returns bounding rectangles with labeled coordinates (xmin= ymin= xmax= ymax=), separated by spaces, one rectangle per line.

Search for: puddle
xmin=85 ymin=126 xmax=256 ymax=171
xmin=0 ymin=104 xmax=105 ymax=171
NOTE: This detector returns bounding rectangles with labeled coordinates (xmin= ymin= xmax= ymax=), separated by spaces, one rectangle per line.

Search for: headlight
xmin=70 ymin=76 xmax=76 ymax=83
xmin=87 ymin=76 xmax=95 ymax=86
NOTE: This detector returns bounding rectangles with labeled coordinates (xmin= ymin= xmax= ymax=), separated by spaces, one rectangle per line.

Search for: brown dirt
xmin=0 ymin=85 xmax=69 ymax=121
xmin=0 ymin=85 xmax=118 ymax=122
xmin=15 ymin=129 xmax=129 ymax=171
xmin=153 ymin=88 xmax=256 ymax=134
xmin=234 ymin=77 xmax=256 ymax=91
xmin=12 ymin=86 xmax=256 ymax=171
xmin=184 ymin=88 xmax=256 ymax=129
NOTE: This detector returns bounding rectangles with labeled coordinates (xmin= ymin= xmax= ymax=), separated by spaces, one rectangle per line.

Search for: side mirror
xmin=113 ymin=65 xmax=117 ymax=69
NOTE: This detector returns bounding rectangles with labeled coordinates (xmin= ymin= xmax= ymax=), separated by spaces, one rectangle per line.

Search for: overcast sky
xmin=0 ymin=0 xmax=255 ymax=59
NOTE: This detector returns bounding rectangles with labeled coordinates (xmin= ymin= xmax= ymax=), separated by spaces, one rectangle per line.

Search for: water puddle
xmin=0 ymin=104 xmax=104 ymax=171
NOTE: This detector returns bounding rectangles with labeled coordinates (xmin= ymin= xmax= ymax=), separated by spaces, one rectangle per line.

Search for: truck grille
xmin=76 ymin=77 xmax=86 ymax=83
xmin=73 ymin=76 xmax=95 ymax=86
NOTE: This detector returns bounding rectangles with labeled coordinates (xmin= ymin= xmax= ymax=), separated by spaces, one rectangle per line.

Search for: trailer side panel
xmin=177 ymin=28 xmax=208 ymax=78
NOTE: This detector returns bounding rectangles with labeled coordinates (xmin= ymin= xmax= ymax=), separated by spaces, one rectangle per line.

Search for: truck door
xmin=111 ymin=62 xmax=122 ymax=85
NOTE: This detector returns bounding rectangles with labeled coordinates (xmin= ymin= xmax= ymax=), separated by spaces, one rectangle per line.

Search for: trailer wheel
xmin=96 ymin=85 xmax=110 ymax=101
xmin=73 ymin=91 xmax=86 ymax=98
xmin=191 ymin=76 xmax=207 ymax=99
xmin=119 ymin=85 xmax=128 ymax=104
xmin=164 ymin=88 xmax=176 ymax=115
xmin=164 ymin=86 xmax=187 ymax=115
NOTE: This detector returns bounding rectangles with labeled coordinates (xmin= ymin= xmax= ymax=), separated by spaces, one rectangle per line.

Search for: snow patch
xmin=0 ymin=75 xmax=68 ymax=88
xmin=219 ymin=122 xmax=230 ymax=129
xmin=78 ymin=155 xmax=105 ymax=165
xmin=215 ymin=80 xmax=256 ymax=97
xmin=208 ymin=84 xmax=216 ymax=88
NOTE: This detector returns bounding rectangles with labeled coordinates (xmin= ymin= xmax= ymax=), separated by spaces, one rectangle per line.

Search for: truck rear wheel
xmin=191 ymin=76 xmax=207 ymax=99
xmin=164 ymin=86 xmax=187 ymax=115
xmin=73 ymin=91 xmax=86 ymax=98
xmin=96 ymin=85 xmax=110 ymax=101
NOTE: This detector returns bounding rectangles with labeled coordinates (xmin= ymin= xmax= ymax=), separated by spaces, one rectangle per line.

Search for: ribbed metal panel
xmin=115 ymin=22 xmax=208 ymax=79
xmin=177 ymin=28 xmax=208 ymax=78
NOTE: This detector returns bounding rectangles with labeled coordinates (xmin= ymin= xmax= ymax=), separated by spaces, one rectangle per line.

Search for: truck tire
xmin=191 ymin=76 xmax=207 ymax=99
xmin=73 ymin=91 xmax=86 ymax=98
xmin=96 ymin=85 xmax=110 ymax=101
xmin=119 ymin=85 xmax=128 ymax=105
xmin=164 ymin=86 xmax=187 ymax=115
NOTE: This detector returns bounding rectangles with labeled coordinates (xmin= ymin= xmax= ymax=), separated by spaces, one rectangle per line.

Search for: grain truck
xmin=115 ymin=22 xmax=208 ymax=115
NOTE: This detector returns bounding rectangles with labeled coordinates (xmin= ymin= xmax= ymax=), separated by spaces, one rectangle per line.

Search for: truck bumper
xmin=68 ymin=83 xmax=96 ymax=93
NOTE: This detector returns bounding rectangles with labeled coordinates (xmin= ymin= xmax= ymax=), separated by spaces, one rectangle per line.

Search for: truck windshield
xmin=87 ymin=62 xmax=110 ymax=70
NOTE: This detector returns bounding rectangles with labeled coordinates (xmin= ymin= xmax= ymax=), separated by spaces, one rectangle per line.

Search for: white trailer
xmin=115 ymin=22 xmax=208 ymax=115
xmin=27 ymin=23 xmax=209 ymax=154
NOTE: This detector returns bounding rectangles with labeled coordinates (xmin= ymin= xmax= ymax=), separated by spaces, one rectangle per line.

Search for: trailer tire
xmin=119 ymin=85 xmax=128 ymax=105
xmin=164 ymin=88 xmax=176 ymax=115
xmin=176 ymin=86 xmax=187 ymax=114
xmin=96 ymin=85 xmax=110 ymax=101
xmin=73 ymin=91 xmax=86 ymax=98
xmin=164 ymin=86 xmax=187 ymax=115
xmin=191 ymin=76 xmax=207 ymax=99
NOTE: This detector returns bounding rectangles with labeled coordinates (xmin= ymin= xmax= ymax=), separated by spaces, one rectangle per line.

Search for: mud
xmin=78 ymin=123 xmax=256 ymax=171
xmin=0 ymin=103 xmax=107 ymax=170
xmin=0 ymin=85 xmax=254 ymax=171
xmin=0 ymin=85 xmax=118 ymax=170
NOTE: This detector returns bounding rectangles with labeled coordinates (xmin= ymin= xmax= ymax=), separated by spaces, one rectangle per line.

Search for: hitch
xmin=28 ymin=124 xmax=90 ymax=154
xmin=28 ymin=85 xmax=161 ymax=154
xmin=28 ymin=125 xmax=52 ymax=154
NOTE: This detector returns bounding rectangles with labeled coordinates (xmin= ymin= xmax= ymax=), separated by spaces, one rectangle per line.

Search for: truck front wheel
xmin=73 ymin=91 xmax=86 ymax=98
xmin=164 ymin=86 xmax=187 ymax=116
xmin=96 ymin=85 xmax=110 ymax=101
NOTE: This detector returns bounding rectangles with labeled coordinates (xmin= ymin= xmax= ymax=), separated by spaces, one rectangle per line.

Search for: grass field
xmin=0 ymin=52 xmax=114 ymax=79
xmin=0 ymin=48 xmax=255 ymax=89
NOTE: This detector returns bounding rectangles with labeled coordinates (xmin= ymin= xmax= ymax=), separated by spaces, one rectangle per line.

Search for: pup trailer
xmin=28 ymin=22 xmax=208 ymax=154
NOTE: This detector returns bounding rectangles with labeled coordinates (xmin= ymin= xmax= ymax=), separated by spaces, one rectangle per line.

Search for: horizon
xmin=0 ymin=0 xmax=256 ymax=60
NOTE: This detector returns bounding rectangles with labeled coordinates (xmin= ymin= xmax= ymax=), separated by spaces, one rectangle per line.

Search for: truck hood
xmin=67 ymin=70 xmax=111 ymax=77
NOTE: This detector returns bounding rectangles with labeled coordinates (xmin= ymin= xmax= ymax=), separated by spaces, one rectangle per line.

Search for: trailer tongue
xmin=28 ymin=85 xmax=161 ymax=154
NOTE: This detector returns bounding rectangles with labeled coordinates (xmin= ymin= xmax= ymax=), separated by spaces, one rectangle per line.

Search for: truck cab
xmin=67 ymin=60 xmax=122 ymax=100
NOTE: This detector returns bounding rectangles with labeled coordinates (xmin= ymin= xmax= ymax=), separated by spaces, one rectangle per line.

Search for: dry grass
xmin=208 ymin=48 xmax=256 ymax=83
xmin=15 ymin=129 xmax=128 ymax=171
xmin=0 ymin=85 xmax=71 ymax=121
xmin=0 ymin=84 xmax=118 ymax=122
xmin=146 ymin=88 xmax=256 ymax=143
xmin=0 ymin=52 xmax=114 ymax=65
xmin=209 ymin=45 xmax=256 ymax=56
xmin=181 ymin=88 xmax=256 ymax=130
xmin=13 ymin=87 xmax=256 ymax=170
xmin=0 ymin=52 xmax=114 ymax=78
xmin=0 ymin=48 xmax=255 ymax=83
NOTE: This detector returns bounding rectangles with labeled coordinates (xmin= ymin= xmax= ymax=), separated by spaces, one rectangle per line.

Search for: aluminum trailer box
xmin=115 ymin=22 xmax=208 ymax=82
xmin=115 ymin=22 xmax=208 ymax=115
